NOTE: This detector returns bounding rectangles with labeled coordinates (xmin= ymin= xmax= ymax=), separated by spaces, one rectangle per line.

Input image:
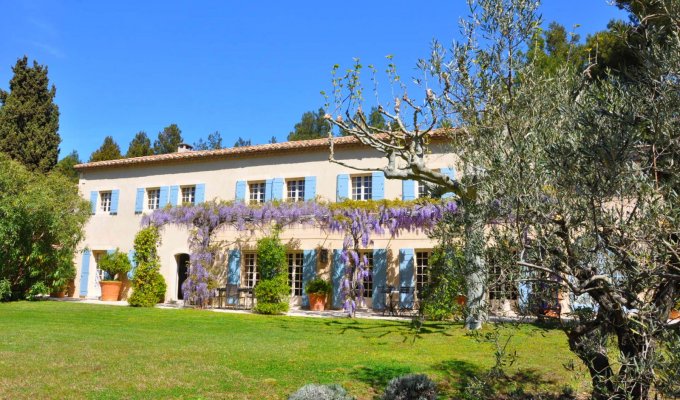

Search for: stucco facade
xmin=73 ymin=138 xmax=461 ymax=310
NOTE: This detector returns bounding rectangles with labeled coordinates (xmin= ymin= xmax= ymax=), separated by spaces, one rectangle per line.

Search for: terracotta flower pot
xmin=100 ymin=281 xmax=122 ymax=301
xmin=456 ymin=295 xmax=467 ymax=306
xmin=308 ymin=293 xmax=327 ymax=311
xmin=51 ymin=291 xmax=66 ymax=298
xmin=670 ymin=309 xmax=680 ymax=320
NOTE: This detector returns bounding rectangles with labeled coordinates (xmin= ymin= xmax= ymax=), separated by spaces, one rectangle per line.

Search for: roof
xmin=74 ymin=132 xmax=449 ymax=171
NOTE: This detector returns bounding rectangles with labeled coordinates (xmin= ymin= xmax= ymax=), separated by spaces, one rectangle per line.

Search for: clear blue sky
xmin=0 ymin=1 xmax=626 ymax=160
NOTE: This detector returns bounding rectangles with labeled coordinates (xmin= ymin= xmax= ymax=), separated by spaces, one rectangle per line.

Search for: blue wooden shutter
xmin=272 ymin=178 xmax=284 ymax=201
xmin=399 ymin=248 xmax=415 ymax=308
xmin=195 ymin=183 xmax=206 ymax=204
xmin=372 ymin=249 xmax=387 ymax=310
xmin=264 ymin=179 xmax=274 ymax=201
xmin=441 ymin=168 xmax=456 ymax=199
xmin=170 ymin=185 xmax=180 ymax=206
xmin=402 ymin=180 xmax=416 ymax=201
xmin=89 ymin=191 xmax=98 ymax=215
xmin=336 ymin=174 xmax=349 ymax=202
xmin=127 ymin=250 xmax=136 ymax=280
xmin=372 ymin=171 xmax=385 ymax=200
xmin=79 ymin=250 xmax=91 ymax=297
xmin=110 ymin=190 xmax=120 ymax=215
xmin=159 ymin=186 xmax=170 ymax=206
xmin=304 ymin=176 xmax=317 ymax=201
xmin=517 ymin=265 xmax=531 ymax=314
xmin=302 ymin=250 xmax=317 ymax=307
xmin=332 ymin=249 xmax=345 ymax=309
xmin=228 ymin=250 xmax=241 ymax=285
xmin=235 ymin=181 xmax=246 ymax=202
xmin=135 ymin=188 xmax=144 ymax=214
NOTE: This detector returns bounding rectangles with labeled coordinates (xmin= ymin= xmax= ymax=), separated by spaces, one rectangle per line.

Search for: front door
xmin=177 ymin=254 xmax=190 ymax=300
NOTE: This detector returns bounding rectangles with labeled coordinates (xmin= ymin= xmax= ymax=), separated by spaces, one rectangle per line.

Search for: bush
xmin=382 ymin=374 xmax=437 ymax=400
xmin=128 ymin=227 xmax=167 ymax=307
xmin=96 ymin=249 xmax=131 ymax=281
xmin=305 ymin=277 xmax=331 ymax=295
xmin=419 ymin=244 xmax=466 ymax=321
xmin=0 ymin=279 xmax=12 ymax=301
xmin=288 ymin=383 xmax=355 ymax=400
xmin=256 ymin=233 xmax=287 ymax=280
xmin=26 ymin=281 xmax=49 ymax=301
xmin=254 ymin=274 xmax=289 ymax=314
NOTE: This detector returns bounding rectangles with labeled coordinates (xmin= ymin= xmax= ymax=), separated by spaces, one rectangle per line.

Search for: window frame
xmin=99 ymin=191 xmax=112 ymax=213
xmin=415 ymin=251 xmax=431 ymax=294
xmin=351 ymin=175 xmax=372 ymax=201
xmin=243 ymin=253 xmax=259 ymax=288
xmin=147 ymin=188 xmax=161 ymax=211
xmin=286 ymin=179 xmax=305 ymax=202
xmin=359 ymin=251 xmax=374 ymax=298
xmin=181 ymin=185 xmax=196 ymax=205
xmin=249 ymin=182 xmax=266 ymax=204
xmin=287 ymin=252 xmax=304 ymax=296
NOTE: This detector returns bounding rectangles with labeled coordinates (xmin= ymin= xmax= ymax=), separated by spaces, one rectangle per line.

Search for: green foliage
xmin=128 ymin=227 xmax=166 ymax=307
xmin=289 ymin=384 xmax=355 ymax=400
xmin=0 ymin=56 xmax=60 ymax=173
xmin=382 ymin=374 xmax=438 ymax=400
xmin=96 ymin=250 xmax=131 ymax=281
xmin=256 ymin=234 xmax=287 ymax=280
xmin=54 ymin=150 xmax=81 ymax=183
xmin=287 ymin=108 xmax=330 ymax=141
xmin=233 ymin=136 xmax=252 ymax=147
xmin=153 ymin=123 xmax=183 ymax=154
xmin=0 ymin=279 xmax=11 ymax=302
xmin=0 ymin=155 xmax=89 ymax=300
xmin=305 ymin=277 xmax=331 ymax=295
xmin=526 ymin=22 xmax=588 ymax=76
xmin=125 ymin=131 xmax=153 ymax=158
xmin=254 ymin=274 xmax=289 ymax=315
xmin=27 ymin=281 xmax=50 ymax=300
xmin=49 ymin=260 xmax=76 ymax=293
xmin=194 ymin=131 xmax=223 ymax=150
xmin=89 ymin=136 xmax=122 ymax=162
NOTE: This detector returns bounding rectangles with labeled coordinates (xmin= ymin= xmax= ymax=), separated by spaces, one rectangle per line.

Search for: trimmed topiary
xmin=128 ymin=227 xmax=167 ymax=307
xmin=288 ymin=384 xmax=355 ymax=400
xmin=382 ymin=374 xmax=438 ymax=400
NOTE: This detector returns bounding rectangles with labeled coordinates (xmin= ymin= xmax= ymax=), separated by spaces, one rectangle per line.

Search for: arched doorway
xmin=176 ymin=253 xmax=190 ymax=300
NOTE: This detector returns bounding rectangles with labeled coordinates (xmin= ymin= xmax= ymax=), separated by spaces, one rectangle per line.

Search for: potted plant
xmin=97 ymin=250 xmax=132 ymax=301
xmin=50 ymin=261 xmax=76 ymax=298
xmin=670 ymin=298 xmax=680 ymax=321
xmin=305 ymin=277 xmax=331 ymax=311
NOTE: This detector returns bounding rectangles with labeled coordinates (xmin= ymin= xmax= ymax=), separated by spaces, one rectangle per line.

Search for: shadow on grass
xmin=321 ymin=318 xmax=456 ymax=343
xmin=350 ymin=363 xmax=413 ymax=392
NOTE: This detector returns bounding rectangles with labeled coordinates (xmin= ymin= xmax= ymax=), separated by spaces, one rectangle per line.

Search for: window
xmin=352 ymin=175 xmax=372 ymax=201
xmin=360 ymin=252 xmax=374 ymax=297
xmin=287 ymin=179 xmax=305 ymax=202
xmin=181 ymin=185 xmax=196 ymax=205
xmin=417 ymin=182 xmax=429 ymax=198
xmin=489 ymin=263 xmax=519 ymax=301
xmin=249 ymin=182 xmax=266 ymax=204
xmin=99 ymin=191 xmax=112 ymax=213
xmin=147 ymin=188 xmax=160 ymax=210
xmin=416 ymin=251 xmax=431 ymax=294
xmin=244 ymin=253 xmax=259 ymax=288
xmin=94 ymin=252 xmax=108 ymax=281
xmin=287 ymin=253 xmax=303 ymax=296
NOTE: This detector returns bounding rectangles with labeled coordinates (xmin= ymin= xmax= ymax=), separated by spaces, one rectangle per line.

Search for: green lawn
xmin=0 ymin=301 xmax=583 ymax=399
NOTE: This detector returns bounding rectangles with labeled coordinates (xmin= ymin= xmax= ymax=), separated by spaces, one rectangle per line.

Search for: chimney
xmin=177 ymin=143 xmax=193 ymax=153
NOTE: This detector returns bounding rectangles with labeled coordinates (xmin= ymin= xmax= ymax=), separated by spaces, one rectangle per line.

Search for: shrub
xmin=96 ymin=250 xmax=131 ymax=281
xmin=26 ymin=281 xmax=49 ymax=301
xmin=288 ymin=383 xmax=355 ymax=400
xmin=419 ymin=243 xmax=466 ymax=321
xmin=305 ymin=277 xmax=331 ymax=295
xmin=254 ymin=274 xmax=289 ymax=314
xmin=0 ymin=279 xmax=12 ymax=301
xmin=256 ymin=233 xmax=287 ymax=280
xmin=382 ymin=374 xmax=437 ymax=400
xmin=128 ymin=227 xmax=167 ymax=307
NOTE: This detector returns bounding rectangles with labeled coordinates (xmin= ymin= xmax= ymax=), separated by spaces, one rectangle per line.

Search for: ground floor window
xmin=287 ymin=253 xmax=303 ymax=296
xmin=489 ymin=263 xmax=519 ymax=301
xmin=244 ymin=253 xmax=258 ymax=288
xmin=415 ymin=251 xmax=431 ymax=294
xmin=360 ymin=252 xmax=374 ymax=298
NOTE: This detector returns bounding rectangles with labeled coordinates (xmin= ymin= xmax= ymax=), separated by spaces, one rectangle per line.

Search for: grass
xmin=0 ymin=301 xmax=584 ymax=399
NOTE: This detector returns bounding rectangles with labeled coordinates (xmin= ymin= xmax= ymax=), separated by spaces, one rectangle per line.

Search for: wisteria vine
xmin=141 ymin=199 xmax=456 ymax=313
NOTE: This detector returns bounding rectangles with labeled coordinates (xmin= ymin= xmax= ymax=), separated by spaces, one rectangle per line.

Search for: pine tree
xmin=89 ymin=136 xmax=122 ymax=162
xmin=287 ymin=108 xmax=330 ymax=141
xmin=0 ymin=56 xmax=60 ymax=173
xmin=126 ymin=131 xmax=153 ymax=158
xmin=233 ymin=137 xmax=252 ymax=147
xmin=153 ymin=124 xmax=183 ymax=154
xmin=194 ymin=131 xmax=223 ymax=150
xmin=54 ymin=150 xmax=81 ymax=182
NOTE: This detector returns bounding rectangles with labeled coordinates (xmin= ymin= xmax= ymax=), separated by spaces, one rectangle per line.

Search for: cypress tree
xmin=0 ymin=56 xmax=60 ymax=173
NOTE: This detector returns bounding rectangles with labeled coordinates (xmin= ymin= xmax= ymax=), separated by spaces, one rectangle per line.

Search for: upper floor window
xmin=287 ymin=179 xmax=305 ymax=202
xmin=417 ymin=182 xmax=429 ymax=199
xmin=415 ymin=251 xmax=431 ymax=294
xmin=147 ymin=188 xmax=160 ymax=210
xmin=352 ymin=175 xmax=372 ymax=201
xmin=243 ymin=253 xmax=258 ymax=288
xmin=99 ymin=191 xmax=112 ymax=213
xmin=249 ymin=182 xmax=266 ymax=204
xmin=181 ymin=185 xmax=196 ymax=205
xmin=287 ymin=253 xmax=303 ymax=296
